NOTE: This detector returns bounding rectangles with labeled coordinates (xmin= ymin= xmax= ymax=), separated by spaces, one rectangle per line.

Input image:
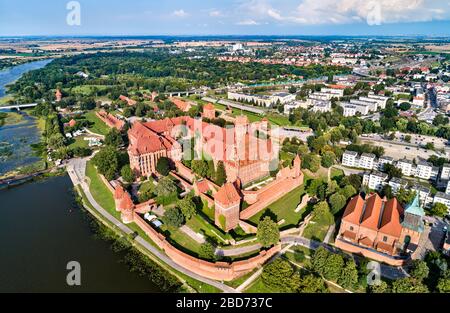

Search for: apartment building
xmin=446 ymin=180 xmax=450 ymax=195
xmin=378 ymin=156 xmax=394 ymax=171
xmin=388 ymin=177 xmax=409 ymax=193
xmin=340 ymin=102 xmax=369 ymax=116
xmin=363 ymin=171 xmax=389 ymax=192
xmin=342 ymin=150 xmax=359 ymax=167
xmin=411 ymin=185 xmax=433 ymax=208
xmin=397 ymin=159 xmax=415 ymax=177
xmin=359 ymin=153 xmax=377 ymax=170
xmin=350 ymin=99 xmax=378 ymax=112
xmin=310 ymin=101 xmax=332 ymax=113
xmin=342 ymin=104 xmax=357 ymax=117
xmin=416 ymin=161 xmax=439 ymax=181
xmin=434 ymin=192 xmax=450 ymax=212
xmin=440 ymin=164 xmax=450 ymax=181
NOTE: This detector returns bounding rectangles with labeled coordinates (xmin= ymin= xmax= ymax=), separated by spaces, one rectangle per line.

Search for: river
xmin=0 ymin=175 xmax=161 ymax=292
xmin=0 ymin=61 xmax=162 ymax=292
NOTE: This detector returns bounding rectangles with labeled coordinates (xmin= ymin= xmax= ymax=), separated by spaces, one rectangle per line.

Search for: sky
xmin=2 ymin=0 xmax=450 ymax=37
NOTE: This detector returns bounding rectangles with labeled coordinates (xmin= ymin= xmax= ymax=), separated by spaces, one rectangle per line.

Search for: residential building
xmin=359 ymin=153 xmax=376 ymax=170
xmin=363 ymin=171 xmax=389 ymax=192
xmin=446 ymin=180 xmax=450 ymax=195
xmin=416 ymin=161 xmax=436 ymax=181
xmin=434 ymin=192 xmax=450 ymax=211
xmin=388 ymin=177 xmax=409 ymax=193
xmin=411 ymin=185 xmax=432 ymax=207
xmin=310 ymin=100 xmax=332 ymax=113
xmin=350 ymin=99 xmax=378 ymax=112
xmin=342 ymin=104 xmax=357 ymax=117
xmin=342 ymin=150 xmax=359 ymax=167
xmin=397 ymin=159 xmax=415 ymax=177
xmin=440 ymin=164 xmax=450 ymax=181
xmin=378 ymin=156 xmax=394 ymax=171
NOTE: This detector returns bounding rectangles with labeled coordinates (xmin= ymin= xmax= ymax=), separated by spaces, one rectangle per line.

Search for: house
xmin=119 ymin=95 xmax=137 ymax=106
xmin=335 ymin=193 xmax=424 ymax=265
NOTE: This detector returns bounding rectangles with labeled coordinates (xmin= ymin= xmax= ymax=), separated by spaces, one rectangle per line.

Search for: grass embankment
xmin=0 ymin=112 xmax=24 ymax=127
xmin=83 ymin=110 xmax=110 ymax=136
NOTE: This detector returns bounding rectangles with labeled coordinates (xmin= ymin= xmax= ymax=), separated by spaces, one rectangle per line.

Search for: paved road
xmin=67 ymin=158 xmax=237 ymax=293
xmin=333 ymin=165 xmax=366 ymax=176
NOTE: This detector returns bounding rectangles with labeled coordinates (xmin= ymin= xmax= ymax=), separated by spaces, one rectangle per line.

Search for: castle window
xmin=383 ymin=236 xmax=388 ymax=242
xmin=350 ymin=226 xmax=354 ymax=231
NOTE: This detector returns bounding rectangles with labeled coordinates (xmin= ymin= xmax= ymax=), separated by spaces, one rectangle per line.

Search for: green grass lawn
xmin=165 ymin=226 xmax=203 ymax=256
xmin=245 ymin=276 xmax=278 ymax=293
xmin=83 ymin=110 xmax=110 ymax=136
xmin=302 ymin=211 xmax=334 ymax=242
xmin=247 ymin=185 xmax=309 ymax=229
xmin=70 ymin=85 xmax=111 ymax=96
xmin=186 ymin=214 xmax=231 ymax=245
xmin=85 ymin=161 xmax=117 ymax=214
xmin=68 ymin=136 xmax=89 ymax=149
xmin=330 ymin=167 xmax=344 ymax=181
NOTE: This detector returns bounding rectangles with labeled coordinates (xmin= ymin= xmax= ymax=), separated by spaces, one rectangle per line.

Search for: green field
xmin=70 ymin=85 xmax=111 ymax=96
xmin=85 ymin=161 xmax=117 ymax=214
xmin=83 ymin=110 xmax=110 ymax=136
xmin=302 ymin=210 xmax=334 ymax=242
xmin=68 ymin=136 xmax=89 ymax=149
xmin=247 ymin=184 xmax=309 ymax=228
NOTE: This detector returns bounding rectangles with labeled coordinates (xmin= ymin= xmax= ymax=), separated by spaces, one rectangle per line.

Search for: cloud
xmin=236 ymin=19 xmax=260 ymax=25
xmin=235 ymin=0 xmax=450 ymax=26
xmin=209 ymin=10 xmax=222 ymax=17
xmin=172 ymin=9 xmax=188 ymax=18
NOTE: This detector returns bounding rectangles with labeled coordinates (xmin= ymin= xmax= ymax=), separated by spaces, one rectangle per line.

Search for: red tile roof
xmin=360 ymin=193 xmax=383 ymax=231
xmin=378 ymin=198 xmax=404 ymax=238
xmin=342 ymin=195 xmax=365 ymax=225
xmin=215 ymin=183 xmax=241 ymax=206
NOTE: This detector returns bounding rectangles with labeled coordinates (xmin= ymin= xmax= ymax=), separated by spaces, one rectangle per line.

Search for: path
xmin=180 ymin=225 xmax=206 ymax=244
xmin=67 ymin=157 xmax=237 ymax=293
xmin=323 ymin=225 xmax=336 ymax=244
xmin=216 ymin=243 xmax=262 ymax=257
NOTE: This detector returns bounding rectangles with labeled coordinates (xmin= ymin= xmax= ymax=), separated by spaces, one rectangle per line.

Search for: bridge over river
xmin=0 ymin=103 xmax=38 ymax=111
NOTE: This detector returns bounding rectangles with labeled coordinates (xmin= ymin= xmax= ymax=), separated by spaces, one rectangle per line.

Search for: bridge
xmin=0 ymin=103 xmax=38 ymax=111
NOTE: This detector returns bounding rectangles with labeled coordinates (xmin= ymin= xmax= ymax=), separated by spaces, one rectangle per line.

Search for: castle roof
xmin=214 ymin=183 xmax=241 ymax=206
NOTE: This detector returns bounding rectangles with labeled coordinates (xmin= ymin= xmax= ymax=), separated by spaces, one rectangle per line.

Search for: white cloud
xmin=234 ymin=0 xmax=450 ymax=26
xmin=209 ymin=10 xmax=222 ymax=17
xmin=236 ymin=19 xmax=260 ymax=25
xmin=172 ymin=9 xmax=188 ymax=18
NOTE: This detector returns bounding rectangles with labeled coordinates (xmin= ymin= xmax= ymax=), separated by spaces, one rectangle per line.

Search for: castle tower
xmin=235 ymin=114 xmax=249 ymax=139
xmin=214 ymin=183 xmax=241 ymax=232
xmin=293 ymin=154 xmax=302 ymax=178
xmin=203 ymin=103 xmax=216 ymax=120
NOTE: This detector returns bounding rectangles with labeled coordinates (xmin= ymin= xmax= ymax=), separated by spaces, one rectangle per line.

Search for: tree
xmin=207 ymin=159 xmax=215 ymax=180
xmin=162 ymin=207 xmax=184 ymax=228
xmin=323 ymin=254 xmax=344 ymax=282
xmin=399 ymin=102 xmax=411 ymax=111
xmin=156 ymin=157 xmax=171 ymax=176
xmin=198 ymin=241 xmax=216 ymax=260
xmin=261 ymin=259 xmax=294 ymax=292
xmin=404 ymin=135 xmax=412 ymax=143
xmin=257 ymin=216 xmax=280 ymax=248
xmin=191 ymin=160 xmax=208 ymax=177
xmin=302 ymin=153 xmax=321 ymax=173
xmin=384 ymin=163 xmax=403 ymax=179
xmin=381 ymin=185 xmax=394 ymax=199
xmin=338 ymin=259 xmax=359 ymax=290
xmin=437 ymin=278 xmax=450 ymax=293
xmin=410 ymin=260 xmax=430 ymax=282
xmin=104 ymin=128 xmax=124 ymax=147
xmin=340 ymin=174 xmax=362 ymax=190
xmin=92 ymin=146 xmax=119 ymax=180
xmin=429 ymin=203 xmax=448 ymax=218
xmin=329 ymin=193 xmax=347 ymax=215
xmin=215 ymin=161 xmax=227 ymax=186
xmin=155 ymin=176 xmax=177 ymax=198
xmin=311 ymin=247 xmax=329 ymax=276
xmin=340 ymin=185 xmax=357 ymax=199
xmin=296 ymin=274 xmax=328 ymax=293
xmin=368 ymin=281 xmax=390 ymax=293
xmin=178 ymin=196 xmax=197 ymax=220
xmin=121 ymin=165 xmax=134 ymax=183
xmin=321 ymin=151 xmax=336 ymax=168
xmin=392 ymin=277 xmax=429 ymax=293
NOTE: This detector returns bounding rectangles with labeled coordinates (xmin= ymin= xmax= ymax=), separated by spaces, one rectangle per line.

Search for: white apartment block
xmin=396 ymin=159 xmax=415 ymax=177
xmin=433 ymin=192 xmax=450 ymax=211
xmin=365 ymin=93 xmax=389 ymax=110
xmin=339 ymin=101 xmax=369 ymax=116
xmin=349 ymin=99 xmax=378 ymax=112
xmin=342 ymin=104 xmax=357 ymax=117
xmin=359 ymin=153 xmax=376 ymax=170
xmin=411 ymin=185 xmax=432 ymax=208
xmin=378 ymin=156 xmax=394 ymax=171
xmin=363 ymin=171 xmax=389 ymax=192
xmin=284 ymin=101 xmax=307 ymax=115
xmin=310 ymin=101 xmax=332 ymax=113
xmin=388 ymin=177 xmax=408 ymax=193
xmin=342 ymin=150 xmax=359 ymax=167
xmin=321 ymin=88 xmax=344 ymax=98
xmin=227 ymin=91 xmax=295 ymax=107
xmin=446 ymin=180 xmax=450 ymax=195
xmin=440 ymin=164 xmax=450 ymax=181
xmin=416 ymin=161 xmax=439 ymax=181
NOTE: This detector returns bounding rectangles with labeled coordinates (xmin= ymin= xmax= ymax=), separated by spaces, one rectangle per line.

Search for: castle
xmin=127 ymin=107 xmax=273 ymax=186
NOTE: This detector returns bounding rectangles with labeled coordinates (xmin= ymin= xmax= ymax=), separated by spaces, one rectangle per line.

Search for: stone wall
xmin=133 ymin=214 xmax=280 ymax=281
xmin=175 ymin=161 xmax=196 ymax=183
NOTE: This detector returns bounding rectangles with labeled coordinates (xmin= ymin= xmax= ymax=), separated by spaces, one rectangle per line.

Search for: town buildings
xmin=227 ymin=91 xmax=295 ymax=107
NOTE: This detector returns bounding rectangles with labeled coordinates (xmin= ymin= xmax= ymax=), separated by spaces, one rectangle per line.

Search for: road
xmin=66 ymin=157 xmax=237 ymax=293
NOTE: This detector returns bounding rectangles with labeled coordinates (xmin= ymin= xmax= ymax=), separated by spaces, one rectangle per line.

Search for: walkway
xmin=216 ymin=243 xmax=262 ymax=257
xmin=66 ymin=157 xmax=237 ymax=293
